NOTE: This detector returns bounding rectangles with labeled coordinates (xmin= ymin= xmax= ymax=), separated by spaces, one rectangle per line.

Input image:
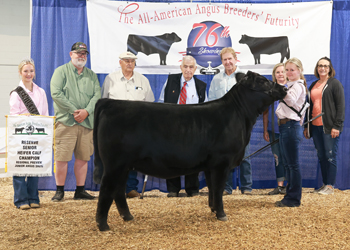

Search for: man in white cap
xmin=101 ymin=51 xmax=155 ymax=198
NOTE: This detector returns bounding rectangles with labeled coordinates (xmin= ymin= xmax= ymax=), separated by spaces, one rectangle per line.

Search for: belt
xmin=278 ymin=118 xmax=291 ymax=126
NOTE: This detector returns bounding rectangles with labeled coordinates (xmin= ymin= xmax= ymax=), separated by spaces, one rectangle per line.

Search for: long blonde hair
xmin=284 ymin=57 xmax=307 ymax=92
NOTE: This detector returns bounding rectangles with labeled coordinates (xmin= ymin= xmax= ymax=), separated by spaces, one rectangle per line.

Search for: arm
xmin=283 ymin=82 xmax=304 ymax=107
xmin=208 ymin=78 xmax=217 ymax=101
xmin=332 ymin=79 xmax=345 ymax=131
xmin=158 ymin=80 xmax=167 ymax=103
xmin=101 ymin=75 xmax=111 ymax=98
xmin=50 ymin=68 xmax=78 ymax=114
xmin=144 ymin=78 xmax=155 ymax=102
xmin=262 ymin=109 xmax=269 ymax=142
xmin=40 ymin=90 xmax=49 ymax=116
xmin=78 ymin=74 xmax=101 ymax=120
xmin=9 ymin=92 xmax=22 ymax=115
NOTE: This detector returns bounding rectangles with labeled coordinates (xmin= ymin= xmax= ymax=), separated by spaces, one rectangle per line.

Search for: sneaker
xmin=127 ymin=190 xmax=140 ymax=198
xmin=242 ymin=190 xmax=252 ymax=195
xmin=167 ymin=192 xmax=179 ymax=198
xmin=223 ymin=190 xmax=231 ymax=196
xmin=74 ymin=190 xmax=95 ymax=200
xmin=19 ymin=204 xmax=31 ymax=210
xmin=187 ymin=192 xmax=199 ymax=197
xmin=313 ymin=184 xmax=326 ymax=193
xmin=52 ymin=190 xmax=64 ymax=202
xmin=268 ymin=186 xmax=286 ymax=195
xmin=30 ymin=203 xmax=40 ymax=208
xmin=280 ymin=186 xmax=287 ymax=195
xmin=318 ymin=186 xmax=334 ymax=195
xmin=275 ymin=200 xmax=299 ymax=207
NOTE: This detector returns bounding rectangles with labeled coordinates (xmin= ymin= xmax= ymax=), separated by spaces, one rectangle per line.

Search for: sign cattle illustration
xmin=239 ymin=35 xmax=290 ymax=64
xmin=127 ymin=32 xmax=182 ymax=65
xmin=93 ymin=71 xmax=287 ymax=231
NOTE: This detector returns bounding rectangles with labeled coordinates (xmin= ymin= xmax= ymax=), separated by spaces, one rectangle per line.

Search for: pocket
xmin=215 ymin=81 xmax=226 ymax=91
xmin=133 ymin=89 xmax=146 ymax=101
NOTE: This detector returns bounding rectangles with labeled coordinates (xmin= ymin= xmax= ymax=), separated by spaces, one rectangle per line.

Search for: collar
xmin=223 ymin=66 xmax=240 ymax=78
xmin=69 ymin=61 xmax=85 ymax=75
xmin=287 ymin=79 xmax=304 ymax=88
xmin=19 ymin=80 xmax=37 ymax=93
xmin=181 ymin=75 xmax=195 ymax=87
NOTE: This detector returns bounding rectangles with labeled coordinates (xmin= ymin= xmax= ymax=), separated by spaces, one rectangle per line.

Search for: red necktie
xmin=179 ymin=82 xmax=187 ymax=104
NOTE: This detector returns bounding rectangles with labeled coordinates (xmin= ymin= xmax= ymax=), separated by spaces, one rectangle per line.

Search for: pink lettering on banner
xmin=223 ymin=4 xmax=262 ymax=22
xmin=265 ymin=14 xmax=300 ymax=29
xmin=221 ymin=26 xmax=230 ymax=38
xmin=118 ymin=3 xmax=139 ymax=24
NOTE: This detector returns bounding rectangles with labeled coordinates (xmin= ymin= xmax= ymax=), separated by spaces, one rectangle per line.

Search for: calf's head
xmin=236 ymin=71 xmax=287 ymax=113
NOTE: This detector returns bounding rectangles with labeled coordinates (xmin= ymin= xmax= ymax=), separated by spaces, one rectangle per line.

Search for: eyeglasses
xmin=121 ymin=59 xmax=135 ymax=64
xmin=74 ymin=51 xmax=88 ymax=57
xmin=318 ymin=64 xmax=329 ymax=69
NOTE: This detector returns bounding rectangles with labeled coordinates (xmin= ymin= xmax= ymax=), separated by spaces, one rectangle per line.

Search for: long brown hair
xmin=314 ymin=56 xmax=336 ymax=79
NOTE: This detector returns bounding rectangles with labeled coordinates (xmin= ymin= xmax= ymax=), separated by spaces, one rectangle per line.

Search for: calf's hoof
xmin=121 ymin=214 xmax=134 ymax=221
xmin=217 ymin=215 xmax=228 ymax=221
xmin=97 ymin=222 xmax=110 ymax=231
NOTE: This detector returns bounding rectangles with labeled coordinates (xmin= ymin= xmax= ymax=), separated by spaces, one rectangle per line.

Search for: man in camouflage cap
xmin=50 ymin=42 xmax=101 ymax=202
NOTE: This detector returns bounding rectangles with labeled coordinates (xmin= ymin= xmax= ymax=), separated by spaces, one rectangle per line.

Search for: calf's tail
xmin=93 ymin=99 xmax=104 ymax=184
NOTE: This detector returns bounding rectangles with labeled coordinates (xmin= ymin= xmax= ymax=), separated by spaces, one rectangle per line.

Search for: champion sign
xmin=187 ymin=21 xmax=232 ymax=68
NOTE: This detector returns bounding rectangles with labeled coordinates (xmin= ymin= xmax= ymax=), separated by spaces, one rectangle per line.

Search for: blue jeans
xmin=225 ymin=143 xmax=252 ymax=194
xmin=268 ymin=131 xmax=285 ymax=183
xmin=279 ymin=121 xmax=303 ymax=206
xmin=126 ymin=170 xmax=139 ymax=194
xmin=13 ymin=176 xmax=39 ymax=208
xmin=311 ymin=125 xmax=340 ymax=186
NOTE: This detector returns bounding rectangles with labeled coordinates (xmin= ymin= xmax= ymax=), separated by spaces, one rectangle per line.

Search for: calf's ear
xmin=235 ymin=72 xmax=246 ymax=83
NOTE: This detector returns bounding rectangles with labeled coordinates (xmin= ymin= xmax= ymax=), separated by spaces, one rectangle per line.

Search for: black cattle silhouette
xmin=239 ymin=35 xmax=290 ymax=64
xmin=127 ymin=32 xmax=181 ymax=65
xmin=36 ymin=128 xmax=45 ymax=133
xmin=15 ymin=127 xmax=25 ymax=134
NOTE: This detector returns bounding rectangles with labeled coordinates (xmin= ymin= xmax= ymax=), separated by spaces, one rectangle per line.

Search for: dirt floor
xmin=0 ymin=177 xmax=349 ymax=249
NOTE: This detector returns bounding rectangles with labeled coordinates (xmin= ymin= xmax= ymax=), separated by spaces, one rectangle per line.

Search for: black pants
xmin=166 ymin=173 xmax=199 ymax=195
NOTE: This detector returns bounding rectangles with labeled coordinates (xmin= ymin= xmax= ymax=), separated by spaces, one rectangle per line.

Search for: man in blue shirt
xmin=158 ymin=55 xmax=208 ymax=197
xmin=208 ymin=47 xmax=253 ymax=195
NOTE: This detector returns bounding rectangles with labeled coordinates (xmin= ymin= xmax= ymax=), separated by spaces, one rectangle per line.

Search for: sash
xmin=10 ymin=86 xmax=40 ymax=115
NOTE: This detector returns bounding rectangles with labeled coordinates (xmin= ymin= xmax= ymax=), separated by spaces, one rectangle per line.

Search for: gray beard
xmin=72 ymin=58 xmax=86 ymax=68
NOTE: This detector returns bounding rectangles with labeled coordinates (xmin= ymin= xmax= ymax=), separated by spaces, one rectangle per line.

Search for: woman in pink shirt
xmin=9 ymin=59 xmax=49 ymax=210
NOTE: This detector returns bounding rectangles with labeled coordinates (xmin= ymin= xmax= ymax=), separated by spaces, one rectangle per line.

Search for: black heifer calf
xmin=239 ymin=34 xmax=290 ymax=64
xmin=93 ymin=71 xmax=287 ymax=231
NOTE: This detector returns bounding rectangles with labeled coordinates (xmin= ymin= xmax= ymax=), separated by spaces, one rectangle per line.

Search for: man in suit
xmin=158 ymin=55 xmax=208 ymax=197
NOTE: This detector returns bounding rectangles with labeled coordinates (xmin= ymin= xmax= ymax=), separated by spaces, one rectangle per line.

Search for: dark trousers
xmin=279 ymin=120 xmax=303 ymax=206
xmin=166 ymin=173 xmax=199 ymax=195
xmin=311 ymin=125 xmax=340 ymax=186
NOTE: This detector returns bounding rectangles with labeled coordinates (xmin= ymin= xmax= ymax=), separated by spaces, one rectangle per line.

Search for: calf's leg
xmin=96 ymin=174 xmax=115 ymax=231
xmin=204 ymin=170 xmax=214 ymax=212
xmin=210 ymin=167 xmax=230 ymax=221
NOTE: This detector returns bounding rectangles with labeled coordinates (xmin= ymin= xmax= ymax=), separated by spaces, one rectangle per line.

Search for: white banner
xmin=87 ymin=0 xmax=332 ymax=75
xmin=6 ymin=115 xmax=54 ymax=177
